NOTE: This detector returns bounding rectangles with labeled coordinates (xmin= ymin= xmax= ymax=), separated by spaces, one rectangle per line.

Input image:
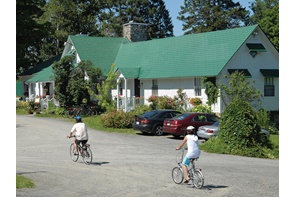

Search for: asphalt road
xmin=16 ymin=115 xmax=279 ymax=197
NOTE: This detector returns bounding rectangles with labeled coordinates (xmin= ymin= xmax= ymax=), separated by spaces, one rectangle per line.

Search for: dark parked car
xmin=162 ymin=112 xmax=220 ymax=138
xmin=197 ymin=121 xmax=270 ymax=140
xmin=132 ymin=110 xmax=182 ymax=135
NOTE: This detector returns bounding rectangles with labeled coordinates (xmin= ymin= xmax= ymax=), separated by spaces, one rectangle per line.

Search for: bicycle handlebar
xmin=67 ymin=135 xmax=76 ymax=138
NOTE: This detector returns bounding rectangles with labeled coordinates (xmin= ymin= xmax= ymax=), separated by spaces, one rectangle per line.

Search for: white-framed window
xmin=194 ymin=77 xmax=202 ymax=96
xmin=264 ymin=77 xmax=275 ymax=96
xmin=152 ymin=79 xmax=158 ymax=96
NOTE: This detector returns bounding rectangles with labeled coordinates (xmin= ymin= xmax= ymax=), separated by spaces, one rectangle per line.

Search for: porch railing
xmin=117 ymin=96 xmax=145 ymax=112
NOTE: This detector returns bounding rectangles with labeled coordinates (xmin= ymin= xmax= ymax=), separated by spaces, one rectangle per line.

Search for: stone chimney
xmin=123 ymin=21 xmax=148 ymax=42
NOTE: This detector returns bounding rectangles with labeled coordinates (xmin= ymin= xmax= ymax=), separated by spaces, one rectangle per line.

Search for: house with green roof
xmin=18 ymin=54 xmax=61 ymax=100
xmin=23 ymin=22 xmax=279 ymax=118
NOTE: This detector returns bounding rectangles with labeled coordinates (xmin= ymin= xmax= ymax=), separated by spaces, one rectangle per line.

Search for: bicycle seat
xmin=190 ymin=158 xmax=199 ymax=162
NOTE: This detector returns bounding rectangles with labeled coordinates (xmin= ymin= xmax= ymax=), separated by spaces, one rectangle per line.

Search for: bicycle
xmin=172 ymin=147 xmax=204 ymax=189
xmin=68 ymin=135 xmax=93 ymax=165
xmin=75 ymin=104 xmax=98 ymax=116
xmin=63 ymin=105 xmax=79 ymax=118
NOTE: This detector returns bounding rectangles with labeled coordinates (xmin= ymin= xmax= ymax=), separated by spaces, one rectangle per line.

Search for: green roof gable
xmin=69 ymin=36 xmax=129 ymax=76
xmin=19 ymin=54 xmax=61 ymax=76
xmin=114 ymin=25 xmax=258 ymax=79
xmin=26 ymin=65 xmax=54 ymax=82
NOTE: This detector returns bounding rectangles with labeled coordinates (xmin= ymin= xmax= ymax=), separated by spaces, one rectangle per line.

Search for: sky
xmin=164 ymin=0 xmax=253 ymax=36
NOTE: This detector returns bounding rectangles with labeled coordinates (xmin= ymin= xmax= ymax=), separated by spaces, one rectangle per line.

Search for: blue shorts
xmin=182 ymin=156 xmax=191 ymax=167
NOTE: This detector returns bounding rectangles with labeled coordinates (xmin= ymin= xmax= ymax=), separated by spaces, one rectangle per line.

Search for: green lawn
xmin=16 ymin=175 xmax=35 ymax=189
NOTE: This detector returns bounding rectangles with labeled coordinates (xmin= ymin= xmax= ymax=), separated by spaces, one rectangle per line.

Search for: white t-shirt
xmin=71 ymin=122 xmax=88 ymax=140
xmin=186 ymin=134 xmax=200 ymax=158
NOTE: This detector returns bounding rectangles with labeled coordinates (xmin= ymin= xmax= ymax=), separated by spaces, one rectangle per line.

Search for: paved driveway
xmin=16 ymin=115 xmax=279 ymax=197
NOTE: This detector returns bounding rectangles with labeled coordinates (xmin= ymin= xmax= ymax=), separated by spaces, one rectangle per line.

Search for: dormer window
xmin=246 ymin=43 xmax=266 ymax=58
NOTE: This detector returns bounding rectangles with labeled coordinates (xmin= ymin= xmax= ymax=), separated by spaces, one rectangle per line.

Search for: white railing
xmin=117 ymin=96 xmax=145 ymax=112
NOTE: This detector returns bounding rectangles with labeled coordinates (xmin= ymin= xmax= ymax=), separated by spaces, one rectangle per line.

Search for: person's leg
xmin=74 ymin=140 xmax=79 ymax=155
xmin=182 ymin=157 xmax=190 ymax=182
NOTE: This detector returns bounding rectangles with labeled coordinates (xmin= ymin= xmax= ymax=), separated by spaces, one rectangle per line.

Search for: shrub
xmin=188 ymin=97 xmax=202 ymax=106
xmin=217 ymin=100 xmax=272 ymax=157
xmin=256 ymin=109 xmax=279 ymax=134
xmin=191 ymin=104 xmax=212 ymax=113
xmin=132 ymin=105 xmax=151 ymax=116
xmin=100 ymin=109 xmax=134 ymax=128
xmin=147 ymin=95 xmax=185 ymax=111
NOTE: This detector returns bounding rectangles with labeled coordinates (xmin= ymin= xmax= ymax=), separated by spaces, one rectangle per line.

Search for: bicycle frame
xmin=172 ymin=147 xmax=204 ymax=188
xmin=68 ymin=135 xmax=92 ymax=165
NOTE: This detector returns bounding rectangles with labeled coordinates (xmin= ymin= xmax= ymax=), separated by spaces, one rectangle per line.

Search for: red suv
xmin=162 ymin=112 xmax=220 ymax=138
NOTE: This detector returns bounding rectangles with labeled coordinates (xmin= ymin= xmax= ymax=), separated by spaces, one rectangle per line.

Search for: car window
xmin=171 ymin=111 xmax=182 ymax=117
xmin=160 ymin=112 xmax=173 ymax=119
xmin=207 ymin=115 xmax=219 ymax=122
xmin=212 ymin=121 xmax=219 ymax=126
xmin=193 ymin=115 xmax=207 ymax=122
xmin=142 ymin=111 xmax=158 ymax=118
xmin=172 ymin=113 xmax=190 ymax=120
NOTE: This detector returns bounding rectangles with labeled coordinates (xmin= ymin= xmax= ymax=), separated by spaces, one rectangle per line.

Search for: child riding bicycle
xmin=176 ymin=126 xmax=200 ymax=183
xmin=67 ymin=116 xmax=89 ymax=155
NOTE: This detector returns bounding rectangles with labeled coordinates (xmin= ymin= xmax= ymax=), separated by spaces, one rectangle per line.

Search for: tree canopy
xmin=249 ymin=0 xmax=279 ymax=50
xmin=177 ymin=0 xmax=250 ymax=34
xmin=16 ymin=0 xmax=174 ymax=74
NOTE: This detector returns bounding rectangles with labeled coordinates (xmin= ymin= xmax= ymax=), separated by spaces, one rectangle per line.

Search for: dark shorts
xmin=75 ymin=139 xmax=88 ymax=146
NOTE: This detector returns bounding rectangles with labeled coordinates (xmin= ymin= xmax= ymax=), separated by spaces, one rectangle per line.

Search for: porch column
xmin=117 ymin=78 xmax=120 ymax=111
xmin=124 ymin=78 xmax=127 ymax=112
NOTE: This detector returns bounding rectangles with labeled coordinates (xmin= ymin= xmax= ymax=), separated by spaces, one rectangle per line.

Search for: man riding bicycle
xmin=67 ymin=116 xmax=88 ymax=155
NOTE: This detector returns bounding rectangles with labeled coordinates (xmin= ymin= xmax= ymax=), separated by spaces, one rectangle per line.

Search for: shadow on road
xmin=90 ymin=161 xmax=110 ymax=166
xmin=201 ymin=184 xmax=228 ymax=190
xmin=17 ymin=171 xmax=47 ymax=175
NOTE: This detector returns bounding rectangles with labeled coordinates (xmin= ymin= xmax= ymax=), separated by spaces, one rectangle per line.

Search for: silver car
xmin=197 ymin=121 xmax=270 ymax=140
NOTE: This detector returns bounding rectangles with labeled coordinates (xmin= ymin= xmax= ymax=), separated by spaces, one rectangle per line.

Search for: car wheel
xmin=154 ymin=125 xmax=164 ymax=135
xmin=154 ymin=125 xmax=163 ymax=136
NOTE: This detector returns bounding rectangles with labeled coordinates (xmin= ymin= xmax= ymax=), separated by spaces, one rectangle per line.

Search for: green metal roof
xmin=69 ymin=36 xmax=129 ymax=76
xmin=26 ymin=65 xmax=54 ymax=82
xmin=25 ymin=25 xmax=260 ymax=82
xmin=117 ymin=67 xmax=141 ymax=78
xmin=246 ymin=43 xmax=267 ymax=52
xmin=260 ymin=69 xmax=279 ymax=77
xmin=114 ymin=25 xmax=258 ymax=79
xmin=19 ymin=54 xmax=61 ymax=76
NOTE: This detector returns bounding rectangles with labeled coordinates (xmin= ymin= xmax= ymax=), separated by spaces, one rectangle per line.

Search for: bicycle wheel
xmin=70 ymin=143 xmax=79 ymax=162
xmin=192 ymin=169 xmax=204 ymax=189
xmin=172 ymin=166 xmax=184 ymax=184
xmin=90 ymin=109 xmax=97 ymax=116
xmin=83 ymin=145 xmax=92 ymax=165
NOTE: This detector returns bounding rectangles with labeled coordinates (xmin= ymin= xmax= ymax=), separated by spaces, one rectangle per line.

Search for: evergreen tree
xmin=16 ymin=0 xmax=48 ymax=74
xmin=67 ymin=60 xmax=102 ymax=105
xmin=249 ymin=0 xmax=279 ymax=50
xmin=177 ymin=0 xmax=250 ymax=34
xmin=39 ymin=0 xmax=102 ymax=59
xmin=52 ymin=55 xmax=75 ymax=106
xmin=97 ymin=0 xmax=174 ymax=39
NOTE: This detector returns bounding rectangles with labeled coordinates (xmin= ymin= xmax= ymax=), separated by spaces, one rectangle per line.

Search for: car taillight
xmin=206 ymin=129 xmax=214 ymax=133
xmin=141 ymin=119 xmax=150 ymax=124
xmin=164 ymin=120 xmax=181 ymax=126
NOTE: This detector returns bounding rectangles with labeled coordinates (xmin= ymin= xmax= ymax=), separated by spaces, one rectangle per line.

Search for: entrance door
xmin=134 ymin=79 xmax=140 ymax=97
